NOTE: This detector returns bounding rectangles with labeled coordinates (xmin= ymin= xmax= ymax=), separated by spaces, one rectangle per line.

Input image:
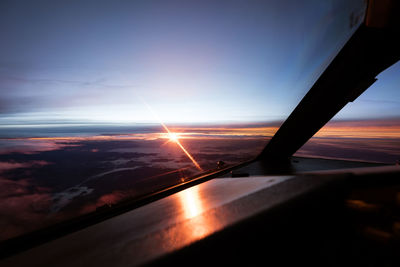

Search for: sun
xmin=168 ymin=132 xmax=179 ymax=143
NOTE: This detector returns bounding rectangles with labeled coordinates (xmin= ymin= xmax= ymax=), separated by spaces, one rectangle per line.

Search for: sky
xmin=0 ymin=0 xmax=399 ymax=242
xmin=0 ymin=0 xmax=398 ymax=125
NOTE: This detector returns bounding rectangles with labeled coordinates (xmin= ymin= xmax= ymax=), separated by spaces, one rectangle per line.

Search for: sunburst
xmin=142 ymin=99 xmax=203 ymax=171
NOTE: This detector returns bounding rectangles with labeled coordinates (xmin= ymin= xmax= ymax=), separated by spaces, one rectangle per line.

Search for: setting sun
xmin=169 ymin=132 xmax=179 ymax=143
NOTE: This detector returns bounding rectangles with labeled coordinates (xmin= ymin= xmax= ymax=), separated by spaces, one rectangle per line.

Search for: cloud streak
xmin=313 ymin=118 xmax=400 ymax=139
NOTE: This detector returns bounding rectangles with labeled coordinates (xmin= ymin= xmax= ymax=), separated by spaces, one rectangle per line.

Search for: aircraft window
xmin=0 ymin=0 xmax=366 ymax=242
xmin=295 ymin=61 xmax=400 ymax=164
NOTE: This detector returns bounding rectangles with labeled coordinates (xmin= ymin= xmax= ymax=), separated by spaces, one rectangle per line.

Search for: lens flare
xmin=142 ymin=99 xmax=203 ymax=171
xmin=160 ymin=122 xmax=203 ymax=171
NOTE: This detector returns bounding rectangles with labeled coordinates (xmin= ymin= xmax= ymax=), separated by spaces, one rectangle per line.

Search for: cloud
xmin=78 ymin=190 xmax=133 ymax=215
xmin=358 ymin=99 xmax=400 ymax=106
xmin=314 ymin=118 xmax=400 ymax=139
xmin=325 ymin=118 xmax=400 ymax=127
xmin=0 ymin=75 xmax=106 ymax=87
xmin=0 ymin=74 xmax=139 ymax=116
xmin=0 ymin=177 xmax=31 ymax=198
xmin=0 ymin=139 xmax=80 ymax=155
xmin=51 ymin=186 xmax=94 ymax=213
xmin=0 ymin=160 xmax=50 ymax=173
xmin=0 ymin=176 xmax=53 ymax=241
xmin=296 ymin=137 xmax=400 ymax=164
xmin=0 ymin=96 xmax=37 ymax=113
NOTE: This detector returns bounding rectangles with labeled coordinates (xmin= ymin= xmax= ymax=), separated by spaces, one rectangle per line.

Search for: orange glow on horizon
xmin=314 ymin=125 xmax=400 ymax=139
xmin=4 ymin=119 xmax=398 ymax=156
xmin=6 ymin=123 xmax=399 ymax=142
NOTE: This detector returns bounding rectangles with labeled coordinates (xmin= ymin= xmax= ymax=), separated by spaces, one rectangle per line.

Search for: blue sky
xmin=0 ymin=0 xmax=397 ymax=125
xmin=335 ymin=60 xmax=400 ymax=120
